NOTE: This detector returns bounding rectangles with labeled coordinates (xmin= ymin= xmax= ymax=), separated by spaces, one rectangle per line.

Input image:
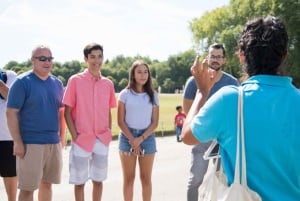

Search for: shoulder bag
xmin=198 ymin=87 xmax=262 ymax=201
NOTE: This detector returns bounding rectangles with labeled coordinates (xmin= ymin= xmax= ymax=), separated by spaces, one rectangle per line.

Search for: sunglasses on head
xmin=34 ymin=56 xmax=54 ymax=62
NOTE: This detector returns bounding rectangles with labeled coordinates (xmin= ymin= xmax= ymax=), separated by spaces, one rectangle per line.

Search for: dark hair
xmin=209 ymin=43 xmax=226 ymax=57
xmin=238 ymin=16 xmax=288 ymax=76
xmin=176 ymin=105 xmax=182 ymax=111
xmin=127 ymin=60 xmax=155 ymax=104
xmin=83 ymin=43 xmax=103 ymax=58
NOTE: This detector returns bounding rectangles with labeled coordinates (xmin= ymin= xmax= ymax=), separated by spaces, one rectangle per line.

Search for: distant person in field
xmin=174 ymin=105 xmax=186 ymax=142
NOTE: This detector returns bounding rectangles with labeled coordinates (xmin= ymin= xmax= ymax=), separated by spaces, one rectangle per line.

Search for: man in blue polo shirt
xmin=183 ymin=43 xmax=238 ymax=201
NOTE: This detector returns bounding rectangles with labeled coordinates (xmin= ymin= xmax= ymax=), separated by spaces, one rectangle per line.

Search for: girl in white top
xmin=118 ymin=60 xmax=159 ymax=201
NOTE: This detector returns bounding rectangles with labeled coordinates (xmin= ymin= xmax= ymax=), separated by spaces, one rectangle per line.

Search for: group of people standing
xmin=1 ymin=43 xmax=158 ymax=201
xmin=0 ymin=15 xmax=300 ymax=201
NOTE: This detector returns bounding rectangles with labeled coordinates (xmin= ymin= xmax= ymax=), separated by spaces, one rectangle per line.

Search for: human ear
xmin=239 ymin=50 xmax=246 ymax=65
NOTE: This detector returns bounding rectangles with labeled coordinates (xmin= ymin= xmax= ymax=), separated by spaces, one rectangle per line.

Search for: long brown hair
xmin=127 ymin=60 xmax=155 ymax=104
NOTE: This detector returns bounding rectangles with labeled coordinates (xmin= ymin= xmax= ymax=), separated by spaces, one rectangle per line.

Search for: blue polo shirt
xmin=7 ymin=71 xmax=64 ymax=144
xmin=191 ymin=75 xmax=300 ymax=201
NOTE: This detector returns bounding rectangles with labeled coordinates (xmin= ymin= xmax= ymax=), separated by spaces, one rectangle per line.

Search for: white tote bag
xmin=198 ymin=87 xmax=262 ymax=201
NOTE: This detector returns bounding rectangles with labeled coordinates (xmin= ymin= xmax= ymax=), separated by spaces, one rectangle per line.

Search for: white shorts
xmin=69 ymin=138 xmax=109 ymax=185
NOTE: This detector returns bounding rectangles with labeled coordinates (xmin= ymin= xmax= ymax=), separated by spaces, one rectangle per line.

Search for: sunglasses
xmin=34 ymin=56 xmax=54 ymax=62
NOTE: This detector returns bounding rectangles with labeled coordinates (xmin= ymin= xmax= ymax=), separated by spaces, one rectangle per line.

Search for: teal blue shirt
xmin=191 ymin=75 xmax=300 ymax=201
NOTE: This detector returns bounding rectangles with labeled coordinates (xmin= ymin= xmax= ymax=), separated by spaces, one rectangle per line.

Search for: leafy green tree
xmin=152 ymin=78 xmax=158 ymax=90
xmin=55 ymin=60 xmax=82 ymax=86
xmin=189 ymin=0 xmax=300 ymax=85
xmin=154 ymin=62 xmax=171 ymax=88
xmin=118 ymin=78 xmax=128 ymax=90
xmin=4 ymin=60 xmax=31 ymax=74
xmin=162 ymin=78 xmax=175 ymax=93
xmin=106 ymin=75 xmax=117 ymax=88
xmin=166 ymin=50 xmax=196 ymax=90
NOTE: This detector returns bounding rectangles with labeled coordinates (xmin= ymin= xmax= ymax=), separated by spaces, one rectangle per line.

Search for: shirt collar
xmin=83 ymin=69 xmax=102 ymax=81
xmin=242 ymin=75 xmax=293 ymax=88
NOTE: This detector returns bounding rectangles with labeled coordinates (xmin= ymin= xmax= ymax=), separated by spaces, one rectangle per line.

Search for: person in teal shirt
xmin=181 ymin=16 xmax=300 ymax=201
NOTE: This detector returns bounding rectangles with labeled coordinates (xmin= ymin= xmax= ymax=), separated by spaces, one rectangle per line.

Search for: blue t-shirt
xmin=191 ymin=75 xmax=300 ymax=201
xmin=7 ymin=71 xmax=64 ymax=144
xmin=183 ymin=71 xmax=239 ymax=100
xmin=183 ymin=71 xmax=239 ymax=153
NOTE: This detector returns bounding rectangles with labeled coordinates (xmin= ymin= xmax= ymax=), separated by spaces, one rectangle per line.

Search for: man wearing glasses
xmin=6 ymin=45 xmax=64 ymax=201
xmin=183 ymin=43 xmax=239 ymax=201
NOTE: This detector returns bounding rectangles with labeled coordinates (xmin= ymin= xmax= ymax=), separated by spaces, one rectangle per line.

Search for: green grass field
xmin=65 ymin=93 xmax=184 ymax=142
xmin=111 ymin=93 xmax=183 ymax=136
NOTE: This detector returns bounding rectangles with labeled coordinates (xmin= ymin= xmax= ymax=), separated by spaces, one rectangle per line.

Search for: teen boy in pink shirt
xmin=63 ymin=43 xmax=116 ymax=201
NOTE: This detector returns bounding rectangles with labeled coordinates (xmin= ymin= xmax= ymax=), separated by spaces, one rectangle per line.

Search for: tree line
xmin=189 ymin=0 xmax=300 ymax=86
xmin=3 ymin=51 xmax=196 ymax=93
xmin=3 ymin=0 xmax=300 ymax=91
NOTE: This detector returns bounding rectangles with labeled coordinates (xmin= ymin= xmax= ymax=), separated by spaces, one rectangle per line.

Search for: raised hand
xmin=190 ymin=55 xmax=217 ymax=95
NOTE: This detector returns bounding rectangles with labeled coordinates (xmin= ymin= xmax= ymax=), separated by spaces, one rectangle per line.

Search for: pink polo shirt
xmin=63 ymin=70 xmax=116 ymax=152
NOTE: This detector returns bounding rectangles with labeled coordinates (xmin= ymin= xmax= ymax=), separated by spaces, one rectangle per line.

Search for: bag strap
xmin=233 ymin=86 xmax=247 ymax=186
xmin=203 ymin=140 xmax=220 ymax=160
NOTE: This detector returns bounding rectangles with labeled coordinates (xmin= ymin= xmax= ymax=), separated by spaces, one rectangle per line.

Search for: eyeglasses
xmin=208 ymin=55 xmax=224 ymax=60
xmin=34 ymin=56 xmax=54 ymax=62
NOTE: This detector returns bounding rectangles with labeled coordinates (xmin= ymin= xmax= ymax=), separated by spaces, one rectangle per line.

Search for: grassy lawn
xmin=111 ymin=93 xmax=183 ymax=136
xmin=65 ymin=93 xmax=184 ymax=142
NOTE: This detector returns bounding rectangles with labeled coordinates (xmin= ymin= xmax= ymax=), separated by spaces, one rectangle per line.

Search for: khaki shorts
xmin=17 ymin=144 xmax=62 ymax=191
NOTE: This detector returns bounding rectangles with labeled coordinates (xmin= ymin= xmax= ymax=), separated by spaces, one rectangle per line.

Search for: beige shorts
xmin=17 ymin=144 xmax=62 ymax=191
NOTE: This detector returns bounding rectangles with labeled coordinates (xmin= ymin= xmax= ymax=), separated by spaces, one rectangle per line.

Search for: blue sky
xmin=0 ymin=0 xmax=229 ymax=67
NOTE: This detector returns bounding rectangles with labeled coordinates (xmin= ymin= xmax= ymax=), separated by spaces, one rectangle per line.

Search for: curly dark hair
xmin=127 ymin=60 xmax=155 ymax=104
xmin=238 ymin=16 xmax=288 ymax=76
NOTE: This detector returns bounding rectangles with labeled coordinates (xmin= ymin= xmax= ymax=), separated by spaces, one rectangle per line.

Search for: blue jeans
xmin=187 ymin=142 xmax=211 ymax=201
xmin=118 ymin=127 xmax=157 ymax=154
xmin=176 ymin=126 xmax=182 ymax=140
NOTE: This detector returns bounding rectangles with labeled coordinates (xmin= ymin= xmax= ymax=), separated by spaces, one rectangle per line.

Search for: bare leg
xmin=18 ymin=190 xmax=34 ymax=201
xmin=138 ymin=154 xmax=155 ymax=201
xmin=119 ymin=152 xmax=137 ymax=201
xmin=92 ymin=181 xmax=103 ymax=201
xmin=75 ymin=184 xmax=85 ymax=201
xmin=3 ymin=176 xmax=17 ymax=201
xmin=38 ymin=181 xmax=52 ymax=201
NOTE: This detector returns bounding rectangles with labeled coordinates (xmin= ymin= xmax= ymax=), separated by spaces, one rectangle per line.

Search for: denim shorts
xmin=118 ymin=127 xmax=157 ymax=154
